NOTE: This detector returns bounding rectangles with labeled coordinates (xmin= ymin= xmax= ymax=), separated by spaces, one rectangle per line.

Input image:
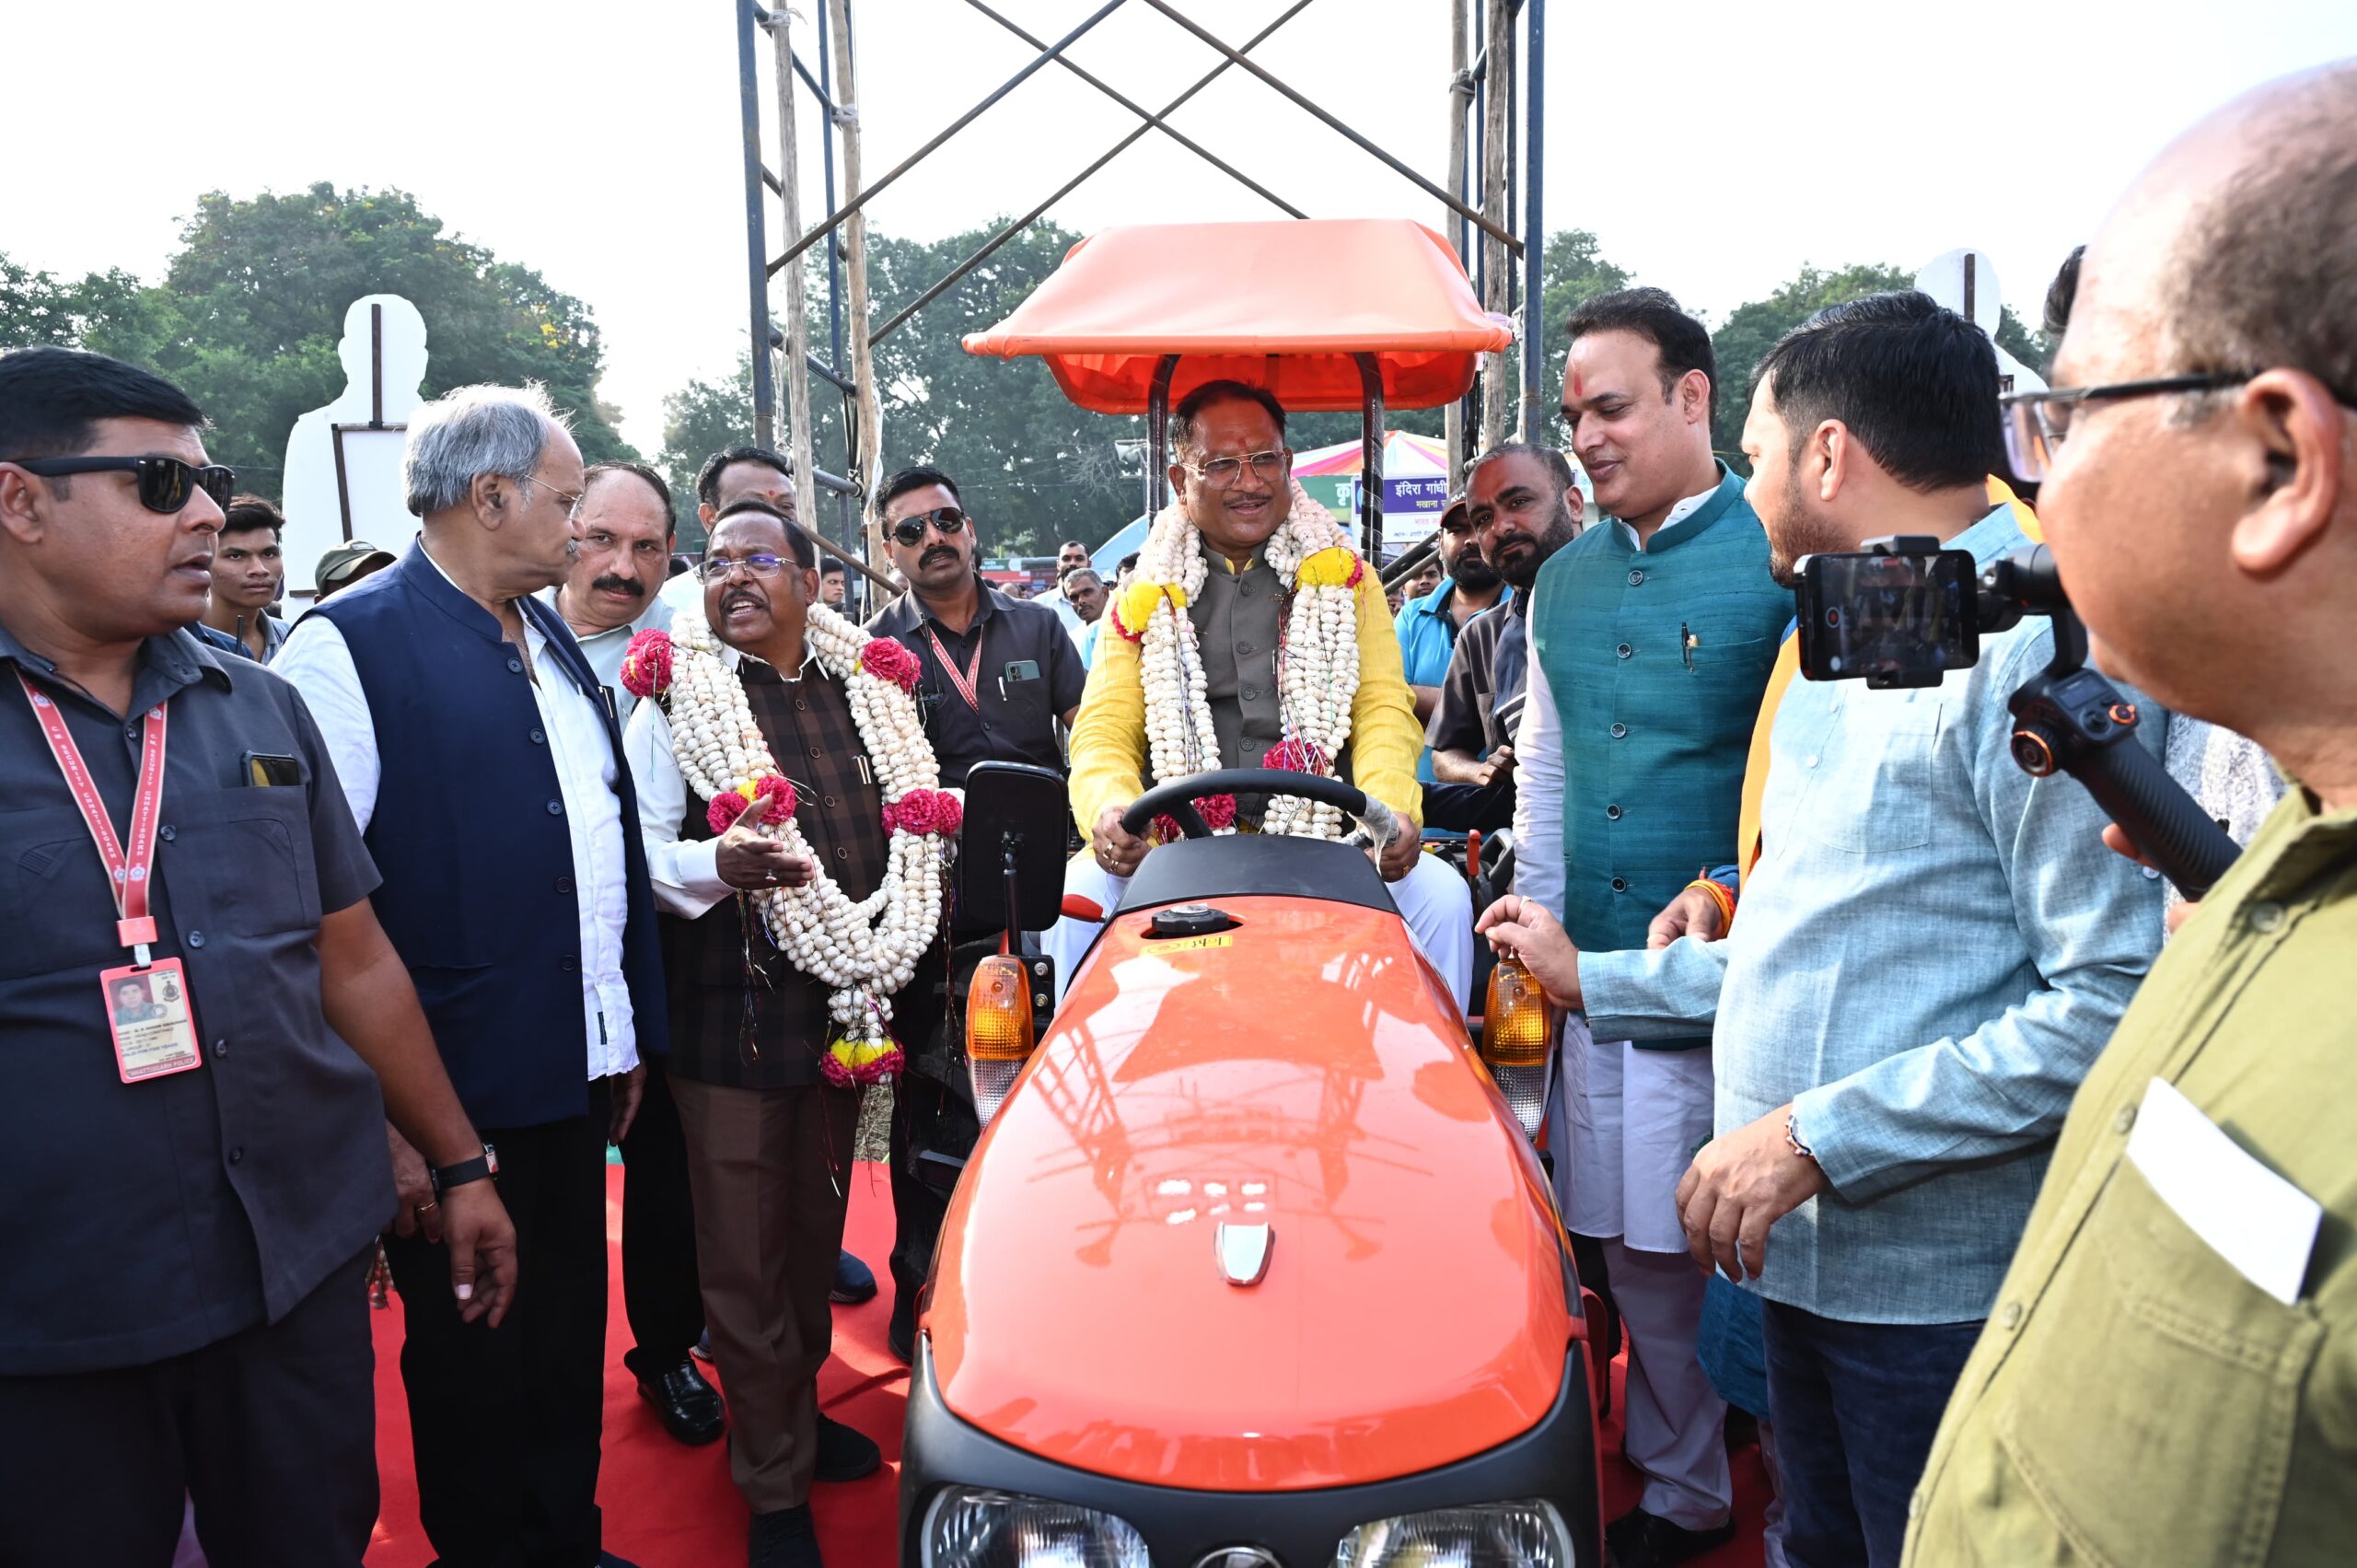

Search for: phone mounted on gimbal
xmin=1793 ymin=536 xmax=2242 ymax=900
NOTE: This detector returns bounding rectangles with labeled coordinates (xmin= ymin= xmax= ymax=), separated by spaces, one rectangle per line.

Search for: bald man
xmin=1906 ymin=60 xmax=2357 ymax=1567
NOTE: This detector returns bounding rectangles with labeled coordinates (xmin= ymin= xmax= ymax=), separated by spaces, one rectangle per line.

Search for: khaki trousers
xmin=669 ymin=1070 xmax=858 ymax=1513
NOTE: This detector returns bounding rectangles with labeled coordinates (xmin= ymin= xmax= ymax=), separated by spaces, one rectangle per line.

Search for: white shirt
xmin=537 ymin=588 xmax=672 ymax=725
xmin=276 ymin=550 xmax=639 ymax=1079
xmin=1032 ymin=584 xmax=1085 ymax=635
xmin=622 ymin=637 xmax=819 ymax=922
xmin=1515 ymin=481 xmax=1724 ymax=917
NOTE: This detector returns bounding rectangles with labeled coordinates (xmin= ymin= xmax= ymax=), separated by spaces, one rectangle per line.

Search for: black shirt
xmin=866 ymin=576 xmax=1087 ymax=785
xmin=0 ymin=625 xmax=389 ymax=1375
xmin=1429 ymin=592 xmax=1532 ymax=761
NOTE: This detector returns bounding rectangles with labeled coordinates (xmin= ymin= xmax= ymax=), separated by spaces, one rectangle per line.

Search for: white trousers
xmin=1550 ymin=1023 xmax=1730 ymax=1529
xmin=1044 ymin=848 xmax=1474 ymax=1011
xmin=1551 ymin=1021 xmax=1716 ymax=1254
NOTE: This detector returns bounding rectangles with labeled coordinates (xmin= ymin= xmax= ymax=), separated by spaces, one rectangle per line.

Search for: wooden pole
xmin=1446 ymin=0 xmax=1471 ymax=485
xmin=829 ymin=0 xmax=888 ymax=576
xmin=1480 ymin=0 xmax=1512 ymax=453
xmin=770 ymin=7 xmax=821 ymax=536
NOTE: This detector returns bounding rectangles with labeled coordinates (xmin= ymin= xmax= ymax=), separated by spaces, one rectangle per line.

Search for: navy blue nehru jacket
xmin=0 ymin=625 xmax=390 ymax=1376
xmin=306 ymin=548 xmax=667 ymax=1129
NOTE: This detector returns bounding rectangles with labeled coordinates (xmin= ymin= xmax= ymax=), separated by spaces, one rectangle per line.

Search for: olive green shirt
xmin=1905 ymin=785 xmax=2357 ymax=1568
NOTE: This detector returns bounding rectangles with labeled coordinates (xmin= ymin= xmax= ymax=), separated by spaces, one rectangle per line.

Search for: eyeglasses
xmin=697 ymin=552 xmax=791 ymax=583
xmin=1178 ymin=448 xmax=1290 ymax=489
xmin=888 ymin=506 xmax=969 ymax=547
xmin=517 ymin=472 xmax=586 ymax=511
xmin=6 ymin=455 xmax=237 ymax=514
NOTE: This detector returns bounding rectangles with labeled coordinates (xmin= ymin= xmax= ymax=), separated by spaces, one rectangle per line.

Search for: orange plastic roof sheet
xmin=961 ymin=218 xmax=1513 ymax=414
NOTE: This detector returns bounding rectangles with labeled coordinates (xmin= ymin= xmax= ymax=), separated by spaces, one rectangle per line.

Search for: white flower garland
xmin=1129 ymin=476 xmax=1363 ymax=839
xmin=656 ymin=602 xmax=946 ymax=1080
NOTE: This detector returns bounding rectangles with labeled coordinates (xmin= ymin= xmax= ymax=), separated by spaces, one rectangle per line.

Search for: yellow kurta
xmin=1067 ymin=547 xmax=1425 ymax=847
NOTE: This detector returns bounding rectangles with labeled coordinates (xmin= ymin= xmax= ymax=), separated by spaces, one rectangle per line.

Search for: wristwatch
xmin=1784 ymin=1111 xmax=1817 ymax=1163
xmin=428 ymin=1143 xmax=501 ymax=1198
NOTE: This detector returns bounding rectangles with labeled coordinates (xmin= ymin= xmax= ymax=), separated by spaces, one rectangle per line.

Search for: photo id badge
xmin=100 ymin=958 xmax=203 ymax=1083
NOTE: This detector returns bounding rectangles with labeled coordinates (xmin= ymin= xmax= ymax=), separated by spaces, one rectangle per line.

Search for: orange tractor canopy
xmin=963 ymin=216 xmax=1510 ymax=555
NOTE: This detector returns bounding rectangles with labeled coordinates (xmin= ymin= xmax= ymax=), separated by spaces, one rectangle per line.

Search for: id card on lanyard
xmin=17 ymin=675 xmax=203 ymax=1083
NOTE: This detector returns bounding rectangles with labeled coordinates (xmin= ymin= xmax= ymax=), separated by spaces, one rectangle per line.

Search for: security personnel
xmin=1514 ymin=290 xmax=1790 ymax=1568
xmin=865 ymin=463 xmax=1086 ymax=1364
xmin=0 ymin=347 xmax=515 ymax=1565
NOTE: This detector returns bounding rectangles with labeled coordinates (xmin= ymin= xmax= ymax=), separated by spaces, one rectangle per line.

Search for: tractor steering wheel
xmin=1120 ymin=768 xmax=1372 ymax=841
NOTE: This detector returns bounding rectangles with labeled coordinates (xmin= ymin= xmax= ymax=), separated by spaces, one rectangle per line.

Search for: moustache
xmin=722 ymin=587 xmax=765 ymax=612
xmin=921 ymin=547 xmax=958 ymax=568
xmin=591 ymin=574 xmax=644 ymax=599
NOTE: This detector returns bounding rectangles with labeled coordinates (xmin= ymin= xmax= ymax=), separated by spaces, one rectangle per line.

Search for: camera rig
xmin=1861 ymin=536 xmax=2242 ymax=900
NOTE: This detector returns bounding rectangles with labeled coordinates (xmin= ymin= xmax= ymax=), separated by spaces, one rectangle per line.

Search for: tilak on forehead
xmin=1571 ymin=369 xmax=1585 ymax=400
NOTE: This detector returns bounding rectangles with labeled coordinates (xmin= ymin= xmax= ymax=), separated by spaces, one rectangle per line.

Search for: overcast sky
xmin=7 ymin=1 xmax=2352 ymax=454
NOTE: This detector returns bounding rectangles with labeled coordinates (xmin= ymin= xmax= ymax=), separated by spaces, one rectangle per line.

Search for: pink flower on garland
xmin=890 ymin=788 xmax=963 ymax=838
xmin=620 ymin=629 xmax=674 ymax=699
xmin=880 ymin=802 xmax=898 ymax=836
xmin=1263 ymin=738 xmax=1330 ymax=775
xmin=706 ymin=790 xmax=750 ymax=834
xmin=752 ymin=774 xmax=797 ymax=825
xmin=1152 ymin=796 xmax=1234 ymax=842
xmin=858 ymin=637 xmax=921 ymax=691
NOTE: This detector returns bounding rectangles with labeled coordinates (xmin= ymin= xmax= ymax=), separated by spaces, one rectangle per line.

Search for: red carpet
xmin=366 ymin=1165 xmax=1767 ymax=1566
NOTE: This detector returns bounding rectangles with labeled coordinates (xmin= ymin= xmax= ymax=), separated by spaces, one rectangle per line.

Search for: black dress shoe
xmin=1605 ymin=1506 xmax=1736 ymax=1568
xmin=748 ymin=1504 xmax=823 ymax=1568
xmin=830 ymin=1249 xmax=878 ymax=1305
xmin=887 ymin=1298 xmax=916 ymax=1366
xmin=813 ymin=1414 xmax=881 ymax=1482
xmin=636 ymin=1359 xmax=726 ymax=1446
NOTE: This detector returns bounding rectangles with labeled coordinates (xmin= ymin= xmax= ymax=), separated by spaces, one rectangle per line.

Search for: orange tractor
xmin=900 ymin=220 xmax=1602 ymax=1568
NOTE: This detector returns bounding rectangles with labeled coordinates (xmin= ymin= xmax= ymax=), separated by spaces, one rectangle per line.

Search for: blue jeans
xmin=1759 ymin=1301 xmax=1982 ymax=1568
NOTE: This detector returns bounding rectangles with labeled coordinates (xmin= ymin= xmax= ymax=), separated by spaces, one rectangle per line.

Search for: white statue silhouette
xmin=1914 ymin=249 xmax=2048 ymax=397
xmin=281 ymin=295 xmax=429 ymax=601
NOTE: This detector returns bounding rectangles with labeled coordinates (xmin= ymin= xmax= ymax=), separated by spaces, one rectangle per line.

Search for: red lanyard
xmin=17 ymin=674 xmax=168 ymax=961
xmin=923 ymin=623 xmax=987 ymax=714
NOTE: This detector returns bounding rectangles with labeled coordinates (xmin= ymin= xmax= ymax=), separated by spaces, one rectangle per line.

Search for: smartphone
xmin=1794 ymin=547 xmax=1979 ymax=689
xmin=1002 ymin=659 xmax=1041 ymax=684
xmin=238 ymin=750 xmax=303 ymax=787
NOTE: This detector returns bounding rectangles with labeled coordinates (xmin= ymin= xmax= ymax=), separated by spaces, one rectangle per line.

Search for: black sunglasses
xmin=6 ymin=455 xmax=237 ymax=515
xmin=889 ymin=505 xmax=969 ymax=547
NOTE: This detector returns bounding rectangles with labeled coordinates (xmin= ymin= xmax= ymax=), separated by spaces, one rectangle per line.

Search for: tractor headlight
xmin=922 ymin=1486 xmax=1150 ymax=1567
xmin=1333 ymin=1499 xmax=1577 ymax=1566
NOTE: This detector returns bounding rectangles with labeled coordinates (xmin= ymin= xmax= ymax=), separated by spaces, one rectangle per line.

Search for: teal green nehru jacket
xmin=1527 ymin=463 xmax=1789 ymax=1048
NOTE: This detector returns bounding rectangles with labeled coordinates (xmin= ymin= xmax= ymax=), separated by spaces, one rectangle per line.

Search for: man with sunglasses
xmin=865 ymin=464 xmax=1086 ymax=1364
xmin=0 ymin=347 xmax=517 ymax=1564
xmin=277 ymin=383 xmax=665 ymax=1568
xmin=1909 ymin=62 xmax=2357 ymax=1567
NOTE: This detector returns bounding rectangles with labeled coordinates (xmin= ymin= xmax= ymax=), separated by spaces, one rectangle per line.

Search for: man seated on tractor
xmin=1046 ymin=380 xmax=1474 ymax=1008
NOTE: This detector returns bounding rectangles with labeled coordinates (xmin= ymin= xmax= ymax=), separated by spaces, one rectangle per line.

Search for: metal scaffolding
xmin=733 ymin=0 xmax=1550 ymax=572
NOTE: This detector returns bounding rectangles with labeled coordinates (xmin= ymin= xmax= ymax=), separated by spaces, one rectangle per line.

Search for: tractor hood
xmin=927 ymin=894 xmax=1573 ymax=1493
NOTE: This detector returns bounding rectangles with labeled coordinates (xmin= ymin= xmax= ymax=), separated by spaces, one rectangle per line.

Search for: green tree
xmin=655 ymin=358 xmax=761 ymax=552
xmin=5 ymin=186 xmax=633 ymax=499
xmin=1 ymin=256 xmax=180 ymax=363
xmin=1708 ymin=262 xmax=2052 ymax=467
xmin=1710 ymin=263 xmax=1915 ymax=462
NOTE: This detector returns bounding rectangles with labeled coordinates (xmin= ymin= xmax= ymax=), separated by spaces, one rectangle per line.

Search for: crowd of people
xmin=0 ymin=59 xmax=2349 ymax=1568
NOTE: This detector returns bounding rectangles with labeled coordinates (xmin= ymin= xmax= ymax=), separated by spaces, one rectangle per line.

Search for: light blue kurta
xmin=1577 ymin=506 xmax=2168 ymax=1324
